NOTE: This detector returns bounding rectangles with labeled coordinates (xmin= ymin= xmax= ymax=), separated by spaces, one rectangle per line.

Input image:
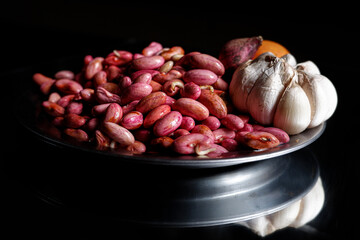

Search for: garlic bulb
xmin=229 ymin=52 xmax=337 ymax=135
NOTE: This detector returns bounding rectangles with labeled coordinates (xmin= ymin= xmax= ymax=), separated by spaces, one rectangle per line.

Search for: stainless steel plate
xmin=13 ymin=56 xmax=325 ymax=168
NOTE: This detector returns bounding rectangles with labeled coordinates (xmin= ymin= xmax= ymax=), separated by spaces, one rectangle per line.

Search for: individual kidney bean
xmin=197 ymin=89 xmax=227 ymax=119
xmin=40 ymin=79 xmax=56 ymax=95
xmin=159 ymin=60 xmax=174 ymax=74
xmin=201 ymin=116 xmax=221 ymax=130
xmin=172 ymin=98 xmax=209 ymax=121
xmin=120 ymin=83 xmax=152 ymax=105
xmin=188 ymin=53 xmax=225 ymax=76
xmin=105 ymin=50 xmax=133 ymax=66
xmin=180 ymin=116 xmax=195 ymax=131
xmin=102 ymin=122 xmax=135 ymax=146
xmin=135 ymin=91 xmax=167 ymax=113
xmin=242 ymin=123 xmax=254 ymax=132
xmin=142 ymin=42 xmax=163 ymax=56
xmin=101 ymin=82 xmax=121 ymax=95
xmin=85 ymin=57 xmax=104 ymax=80
xmin=83 ymin=117 xmax=99 ymax=132
xmin=196 ymin=143 xmax=228 ymax=157
xmin=52 ymin=116 xmax=64 ymax=127
xmin=55 ymin=79 xmax=84 ymax=95
xmin=183 ymin=69 xmax=218 ymax=85
xmin=171 ymin=129 xmax=190 ymax=139
xmin=133 ymin=73 xmax=152 ymax=84
xmin=33 ymin=73 xmax=54 ymax=85
xmin=126 ymin=141 xmax=146 ymax=154
xmin=149 ymin=80 xmax=162 ymax=92
xmin=191 ymin=125 xmax=215 ymax=142
xmin=66 ymin=101 xmax=83 ymax=115
xmin=261 ymin=127 xmax=290 ymax=143
xmin=80 ymin=88 xmax=95 ymax=102
xmin=176 ymin=51 xmax=201 ymax=66
xmin=153 ymin=111 xmax=183 ymax=137
xmin=64 ymin=128 xmax=89 ymax=142
xmin=96 ymin=86 xmax=122 ymax=104
xmin=143 ymin=104 xmax=171 ymax=128
xmin=221 ymin=114 xmax=244 ymax=130
xmin=64 ymin=113 xmax=87 ymax=128
xmin=48 ymin=92 xmax=61 ymax=103
xmin=106 ymin=65 xmax=123 ymax=81
xmin=213 ymin=128 xmax=236 ymax=143
xmin=238 ymin=131 xmax=280 ymax=150
xmin=118 ymin=76 xmax=132 ymax=91
xmin=160 ymin=46 xmax=185 ymax=61
xmin=55 ymin=70 xmax=75 ymax=80
xmin=92 ymin=103 xmax=111 ymax=116
xmin=93 ymin=70 xmax=107 ymax=87
xmin=162 ymin=79 xmax=184 ymax=96
xmin=104 ymin=103 xmax=123 ymax=124
xmin=165 ymin=96 xmax=176 ymax=106
xmin=57 ymin=95 xmax=75 ymax=108
xmin=172 ymin=133 xmax=213 ymax=155
xmin=132 ymin=56 xmax=165 ymax=70
xmin=95 ymin=130 xmax=111 ymax=149
xmin=121 ymin=111 xmax=143 ymax=130
xmin=221 ymin=138 xmax=238 ymax=151
xmin=180 ymin=82 xmax=201 ymax=99
xmin=42 ymin=101 xmax=65 ymax=117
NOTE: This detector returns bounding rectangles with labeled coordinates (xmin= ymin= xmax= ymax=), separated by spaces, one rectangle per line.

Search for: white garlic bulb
xmin=229 ymin=52 xmax=337 ymax=135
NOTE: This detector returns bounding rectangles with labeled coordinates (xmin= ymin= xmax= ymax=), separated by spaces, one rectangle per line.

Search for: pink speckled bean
xmin=121 ymin=83 xmax=152 ymax=105
xmin=172 ymin=98 xmax=209 ymax=121
xmin=55 ymin=79 xmax=83 ymax=95
xmin=126 ymin=141 xmax=147 ymax=154
xmin=213 ymin=128 xmax=236 ymax=143
xmin=135 ymin=91 xmax=167 ymax=113
xmin=221 ymin=114 xmax=244 ymax=130
xmin=172 ymin=133 xmax=213 ymax=155
xmin=85 ymin=57 xmax=104 ymax=80
xmin=121 ymin=111 xmax=143 ymax=130
xmin=143 ymin=104 xmax=171 ymax=128
xmin=221 ymin=138 xmax=238 ymax=151
xmin=104 ymin=103 xmax=123 ymax=124
xmin=191 ymin=125 xmax=215 ymax=142
xmin=132 ymin=56 xmax=165 ymax=70
xmin=55 ymin=70 xmax=75 ymax=80
xmin=188 ymin=53 xmax=225 ymax=76
xmin=201 ymin=116 xmax=221 ymax=130
xmin=102 ymin=122 xmax=135 ymax=146
xmin=261 ymin=127 xmax=290 ymax=143
xmin=180 ymin=82 xmax=201 ymax=100
xmin=96 ymin=87 xmax=121 ymax=104
xmin=66 ymin=102 xmax=83 ymax=115
xmin=162 ymin=79 xmax=184 ymax=96
xmin=64 ymin=128 xmax=89 ymax=142
xmin=142 ymin=42 xmax=163 ymax=56
xmin=180 ymin=116 xmax=195 ymax=131
xmin=238 ymin=131 xmax=280 ymax=150
xmin=133 ymin=73 xmax=152 ymax=84
xmin=153 ymin=111 xmax=183 ymax=137
xmin=183 ymin=69 xmax=218 ymax=85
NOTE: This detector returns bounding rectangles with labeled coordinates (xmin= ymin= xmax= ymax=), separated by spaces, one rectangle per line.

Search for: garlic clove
xmin=274 ymin=82 xmax=311 ymax=135
xmin=296 ymin=61 xmax=320 ymax=75
xmin=281 ymin=53 xmax=297 ymax=67
xmin=320 ymin=76 xmax=338 ymax=121
xmin=230 ymin=53 xmax=275 ymax=113
xmin=246 ymin=57 xmax=295 ymax=125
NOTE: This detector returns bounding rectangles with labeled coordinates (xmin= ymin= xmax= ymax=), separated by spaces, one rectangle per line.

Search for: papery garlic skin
xmin=230 ymin=52 xmax=337 ymax=135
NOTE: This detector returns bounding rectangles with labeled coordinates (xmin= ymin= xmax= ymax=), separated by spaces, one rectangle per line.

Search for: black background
xmin=1 ymin=1 xmax=359 ymax=239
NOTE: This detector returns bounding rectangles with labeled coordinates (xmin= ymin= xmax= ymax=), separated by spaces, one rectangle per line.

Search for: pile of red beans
xmin=32 ymin=42 xmax=289 ymax=157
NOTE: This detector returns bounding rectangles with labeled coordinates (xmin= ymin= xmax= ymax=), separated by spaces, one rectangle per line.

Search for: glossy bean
xmin=213 ymin=77 xmax=228 ymax=91
xmin=188 ymin=53 xmax=225 ymax=76
xmin=160 ymin=46 xmax=185 ymax=60
xmin=122 ymin=100 xmax=140 ymax=115
xmin=64 ymin=128 xmax=89 ymax=142
xmin=183 ymin=69 xmax=218 ymax=85
xmin=92 ymin=103 xmax=111 ymax=116
xmin=239 ymin=131 xmax=280 ymax=150
xmin=180 ymin=82 xmax=201 ymax=100
xmin=120 ymin=83 xmax=152 ymax=105
xmin=126 ymin=141 xmax=147 ymax=154
xmin=153 ymin=111 xmax=183 ymax=137
xmin=133 ymin=129 xmax=152 ymax=142
xmin=135 ymin=91 xmax=167 ymax=113
xmin=143 ymin=104 xmax=171 ymax=128
xmin=221 ymin=114 xmax=244 ymax=130
xmin=48 ymin=92 xmax=61 ymax=103
xmin=159 ymin=60 xmax=174 ymax=73
xmin=93 ymin=70 xmax=107 ymax=87
xmin=121 ymin=111 xmax=143 ymax=130
xmin=213 ymin=128 xmax=236 ymax=143
xmin=221 ymin=138 xmax=238 ymax=151
xmin=55 ymin=70 xmax=75 ymax=80
xmin=196 ymin=143 xmax=228 ymax=157
xmin=132 ymin=55 xmax=165 ymax=70
xmin=142 ymin=42 xmax=163 ymax=56
xmin=197 ymin=89 xmax=227 ymax=119
xmin=180 ymin=116 xmax=195 ymax=131
xmin=55 ymin=79 xmax=83 ymax=95
xmin=85 ymin=57 xmax=104 ymax=80
xmin=105 ymin=50 xmax=133 ymax=66
xmin=130 ymin=69 xmax=160 ymax=80
xmin=42 ymin=101 xmax=65 ymax=117
xmin=66 ymin=102 xmax=83 ymax=115
xmin=191 ymin=125 xmax=215 ymax=142
xmin=104 ymin=103 xmax=123 ymax=124
xmin=80 ymin=88 xmax=95 ymax=102
xmin=172 ymin=133 xmax=213 ymax=155
xmin=102 ymin=122 xmax=135 ymax=146
xmin=261 ymin=127 xmax=290 ymax=143
xmin=172 ymin=98 xmax=209 ymax=121
xmin=133 ymin=73 xmax=152 ymax=84
xmin=64 ymin=113 xmax=87 ymax=128
xmin=201 ymin=116 xmax=221 ymax=130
